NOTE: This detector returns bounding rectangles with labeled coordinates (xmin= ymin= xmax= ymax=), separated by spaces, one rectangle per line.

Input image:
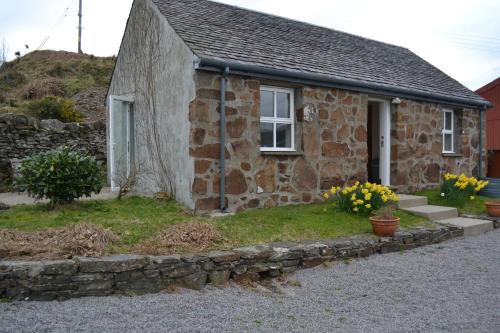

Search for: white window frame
xmin=108 ymin=95 xmax=135 ymax=191
xmin=259 ymin=86 xmax=295 ymax=152
xmin=442 ymin=109 xmax=454 ymax=153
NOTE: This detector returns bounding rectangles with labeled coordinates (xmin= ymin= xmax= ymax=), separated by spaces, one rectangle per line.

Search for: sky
xmin=0 ymin=0 xmax=499 ymax=90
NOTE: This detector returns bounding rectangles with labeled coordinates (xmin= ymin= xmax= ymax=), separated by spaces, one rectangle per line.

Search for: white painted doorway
xmin=368 ymin=98 xmax=391 ymax=186
xmin=109 ymin=96 xmax=134 ymax=191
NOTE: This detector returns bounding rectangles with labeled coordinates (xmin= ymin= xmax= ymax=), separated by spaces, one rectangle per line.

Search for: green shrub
xmin=25 ymin=96 xmax=83 ymax=122
xmin=15 ymin=146 xmax=104 ymax=206
xmin=441 ymin=173 xmax=488 ymax=207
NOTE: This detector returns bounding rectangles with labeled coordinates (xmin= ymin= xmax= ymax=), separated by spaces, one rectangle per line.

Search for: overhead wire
xmin=36 ymin=0 xmax=79 ymax=50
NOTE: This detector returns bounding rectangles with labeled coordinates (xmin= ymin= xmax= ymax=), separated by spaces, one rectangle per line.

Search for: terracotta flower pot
xmin=485 ymin=202 xmax=500 ymax=217
xmin=369 ymin=216 xmax=400 ymax=237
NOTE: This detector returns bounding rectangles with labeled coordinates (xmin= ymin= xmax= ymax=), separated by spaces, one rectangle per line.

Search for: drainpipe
xmin=479 ymin=107 xmax=485 ymax=179
xmin=220 ymin=67 xmax=230 ymax=212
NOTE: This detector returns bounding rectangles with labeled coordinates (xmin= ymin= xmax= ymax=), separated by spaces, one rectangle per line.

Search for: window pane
xmin=276 ymin=92 xmax=290 ymax=118
xmin=444 ymin=134 xmax=453 ymax=152
xmin=260 ymin=90 xmax=274 ymax=118
xmin=260 ymin=122 xmax=274 ymax=148
xmin=276 ymin=123 xmax=292 ymax=148
xmin=445 ymin=112 xmax=452 ymax=130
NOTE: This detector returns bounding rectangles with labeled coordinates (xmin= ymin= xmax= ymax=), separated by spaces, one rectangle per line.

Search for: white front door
xmin=368 ymin=98 xmax=391 ymax=186
xmin=109 ymin=96 xmax=134 ymax=191
xmin=378 ymin=100 xmax=391 ymax=186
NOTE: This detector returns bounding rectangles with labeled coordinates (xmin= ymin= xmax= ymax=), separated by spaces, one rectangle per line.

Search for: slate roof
xmin=151 ymin=0 xmax=489 ymax=108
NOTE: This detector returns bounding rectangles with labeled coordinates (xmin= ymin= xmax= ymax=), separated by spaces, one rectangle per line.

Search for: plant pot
xmin=485 ymin=202 xmax=500 ymax=217
xmin=369 ymin=216 xmax=400 ymax=237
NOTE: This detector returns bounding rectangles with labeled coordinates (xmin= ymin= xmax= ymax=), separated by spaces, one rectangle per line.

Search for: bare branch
xmin=124 ymin=3 xmax=177 ymax=196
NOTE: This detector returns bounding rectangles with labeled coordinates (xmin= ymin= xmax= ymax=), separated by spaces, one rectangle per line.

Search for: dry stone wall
xmin=189 ymin=71 xmax=485 ymax=213
xmin=0 ymin=225 xmax=465 ymax=301
xmin=0 ymin=114 xmax=106 ymax=191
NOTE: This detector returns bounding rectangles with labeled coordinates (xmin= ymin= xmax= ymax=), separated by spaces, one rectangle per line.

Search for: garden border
xmin=0 ymin=225 xmax=465 ymax=301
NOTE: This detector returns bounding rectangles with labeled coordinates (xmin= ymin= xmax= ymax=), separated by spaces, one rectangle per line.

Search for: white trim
xmin=442 ymin=109 xmax=454 ymax=153
xmin=109 ymin=94 xmax=134 ymax=103
xmin=259 ymin=86 xmax=295 ymax=152
xmin=369 ymin=98 xmax=391 ymax=186
xmin=108 ymin=95 xmax=134 ymax=191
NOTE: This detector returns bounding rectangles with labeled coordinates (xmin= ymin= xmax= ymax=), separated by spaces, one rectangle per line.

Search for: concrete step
xmin=402 ymin=205 xmax=458 ymax=221
xmin=397 ymin=194 xmax=428 ymax=209
xmin=439 ymin=217 xmax=494 ymax=237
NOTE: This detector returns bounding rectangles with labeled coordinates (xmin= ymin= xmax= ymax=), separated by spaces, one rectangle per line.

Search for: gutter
xmin=198 ymin=58 xmax=492 ymax=110
xmin=220 ymin=66 xmax=230 ymax=212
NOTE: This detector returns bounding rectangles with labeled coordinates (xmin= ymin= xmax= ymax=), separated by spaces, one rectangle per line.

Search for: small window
xmin=442 ymin=110 xmax=454 ymax=153
xmin=260 ymin=86 xmax=295 ymax=151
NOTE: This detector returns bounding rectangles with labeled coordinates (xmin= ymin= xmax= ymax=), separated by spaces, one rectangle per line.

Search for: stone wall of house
xmin=189 ymin=72 xmax=368 ymax=212
xmin=189 ymin=71 xmax=485 ymax=213
xmin=0 ymin=114 xmax=106 ymax=192
xmin=107 ymin=0 xmax=196 ymax=206
xmin=391 ymin=101 xmax=486 ymax=192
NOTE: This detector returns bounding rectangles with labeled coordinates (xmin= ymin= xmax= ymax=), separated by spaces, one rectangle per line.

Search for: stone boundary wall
xmin=0 ymin=225 xmax=465 ymax=301
xmin=0 ymin=114 xmax=106 ymax=192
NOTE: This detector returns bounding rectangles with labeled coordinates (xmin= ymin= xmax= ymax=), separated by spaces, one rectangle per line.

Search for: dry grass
xmin=0 ymin=223 xmax=119 ymax=260
xmin=134 ymin=222 xmax=222 ymax=255
xmin=20 ymin=78 xmax=66 ymax=100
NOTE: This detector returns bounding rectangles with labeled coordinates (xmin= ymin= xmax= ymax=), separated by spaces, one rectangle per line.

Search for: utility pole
xmin=78 ymin=0 xmax=83 ymax=53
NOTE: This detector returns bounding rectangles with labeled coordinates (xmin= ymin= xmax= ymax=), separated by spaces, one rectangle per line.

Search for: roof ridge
xmin=476 ymin=77 xmax=500 ymax=94
xmin=203 ymin=0 xmax=408 ymax=51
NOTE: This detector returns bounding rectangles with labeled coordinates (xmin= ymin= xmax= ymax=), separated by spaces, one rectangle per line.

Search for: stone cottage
xmin=107 ymin=0 xmax=492 ymax=213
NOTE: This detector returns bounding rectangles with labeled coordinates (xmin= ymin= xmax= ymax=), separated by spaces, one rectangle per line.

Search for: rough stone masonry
xmin=189 ymin=72 xmax=485 ymax=213
xmin=0 ymin=114 xmax=106 ymax=192
xmin=0 ymin=225 xmax=466 ymax=301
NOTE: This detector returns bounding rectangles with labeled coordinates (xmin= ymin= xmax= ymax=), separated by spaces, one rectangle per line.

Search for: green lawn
xmin=0 ymin=197 xmax=430 ymax=254
xmin=416 ymin=189 xmax=492 ymax=215
xmin=216 ymin=204 xmax=429 ymax=248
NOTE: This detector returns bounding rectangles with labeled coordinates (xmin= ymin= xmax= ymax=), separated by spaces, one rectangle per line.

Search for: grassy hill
xmin=0 ymin=50 xmax=115 ymax=122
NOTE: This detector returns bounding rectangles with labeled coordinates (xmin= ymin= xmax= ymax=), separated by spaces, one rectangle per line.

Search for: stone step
xmin=438 ymin=217 xmax=494 ymax=237
xmin=397 ymin=194 xmax=428 ymax=209
xmin=402 ymin=205 xmax=458 ymax=221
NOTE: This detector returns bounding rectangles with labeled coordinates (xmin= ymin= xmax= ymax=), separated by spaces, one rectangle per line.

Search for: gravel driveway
xmin=1 ymin=230 xmax=499 ymax=333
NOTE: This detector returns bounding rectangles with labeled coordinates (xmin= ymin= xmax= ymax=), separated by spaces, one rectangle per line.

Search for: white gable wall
xmin=107 ymin=0 xmax=196 ymax=208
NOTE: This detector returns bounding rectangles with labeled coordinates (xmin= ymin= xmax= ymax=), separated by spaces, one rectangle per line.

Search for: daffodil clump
xmin=441 ymin=173 xmax=488 ymax=206
xmin=323 ymin=181 xmax=399 ymax=215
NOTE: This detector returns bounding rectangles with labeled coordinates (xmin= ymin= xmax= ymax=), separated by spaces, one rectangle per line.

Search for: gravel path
xmin=1 ymin=230 xmax=499 ymax=333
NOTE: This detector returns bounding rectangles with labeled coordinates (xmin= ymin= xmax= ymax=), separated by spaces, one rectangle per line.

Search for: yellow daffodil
xmin=470 ymin=196 xmax=475 ymax=201
xmin=353 ymin=207 xmax=359 ymax=213
xmin=323 ymin=193 xmax=330 ymax=199
xmin=365 ymin=204 xmax=372 ymax=209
